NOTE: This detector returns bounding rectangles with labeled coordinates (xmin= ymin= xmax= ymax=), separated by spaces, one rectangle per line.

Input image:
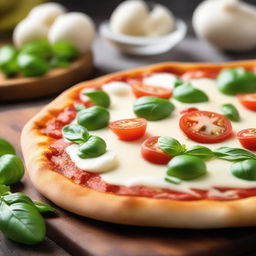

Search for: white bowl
xmin=99 ymin=19 xmax=187 ymax=55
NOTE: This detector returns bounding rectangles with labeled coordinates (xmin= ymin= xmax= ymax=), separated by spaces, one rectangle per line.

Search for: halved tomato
xmin=141 ymin=136 xmax=172 ymax=165
xmin=179 ymin=110 xmax=232 ymax=143
xmin=237 ymin=93 xmax=256 ymax=111
xmin=109 ymin=118 xmax=147 ymax=141
xmin=131 ymin=83 xmax=172 ymax=99
xmin=180 ymin=107 xmax=199 ymax=115
xmin=181 ymin=69 xmax=219 ymax=81
xmin=237 ymin=128 xmax=256 ymax=151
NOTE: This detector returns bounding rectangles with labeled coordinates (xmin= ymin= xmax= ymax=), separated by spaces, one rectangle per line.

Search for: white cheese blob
xmin=66 ymin=144 xmax=118 ymax=173
xmin=143 ymin=73 xmax=177 ymax=89
xmin=102 ymin=81 xmax=131 ymax=96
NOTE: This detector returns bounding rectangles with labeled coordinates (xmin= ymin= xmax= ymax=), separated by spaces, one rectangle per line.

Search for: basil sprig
xmin=185 ymin=145 xmax=215 ymax=160
xmin=133 ymin=96 xmax=175 ymax=121
xmin=0 ymin=138 xmax=16 ymax=156
xmin=214 ymin=147 xmax=256 ymax=161
xmin=84 ymin=90 xmax=111 ymax=108
xmin=231 ymin=160 xmax=256 ymax=181
xmin=158 ymin=136 xmax=186 ymax=156
xmin=0 ymin=185 xmax=10 ymax=195
xmin=220 ymin=103 xmax=240 ymax=122
xmin=62 ymin=124 xmax=89 ymax=144
xmin=173 ymin=82 xmax=208 ymax=103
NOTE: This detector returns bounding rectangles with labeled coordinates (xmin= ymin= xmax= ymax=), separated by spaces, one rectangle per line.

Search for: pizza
xmin=21 ymin=61 xmax=256 ymax=228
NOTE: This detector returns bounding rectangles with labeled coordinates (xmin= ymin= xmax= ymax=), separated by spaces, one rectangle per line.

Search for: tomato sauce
xmin=43 ymin=69 xmax=256 ymax=201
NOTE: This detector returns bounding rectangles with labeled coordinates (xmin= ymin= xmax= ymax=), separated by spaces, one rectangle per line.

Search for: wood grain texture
xmin=1 ymin=95 xmax=256 ymax=256
xmin=0 ymin=51 xmax=93 ymax=101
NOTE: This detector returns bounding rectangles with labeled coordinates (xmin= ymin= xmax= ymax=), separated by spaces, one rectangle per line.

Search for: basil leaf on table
xmin=173 ymin=82 xmax=208 ymax=103
xmin=220 ymin=103 xmax=240 ymax=122
xmin=231 ymin=159 xmax=256 ymax=181
xmin=78 ymin=135 xmax=107 ymax=159
xmin=84 ymin=90 xmax=111 ymax=108
xmin=33 ymin=201 xmax=55 ymax=214
xmin=217 ymin=68 xmax=256 ymax=95
xmin=214 ymin=147 xmax=256 ymax=161
xmin=62 ymin=124 xmax=89 ymax=144
xmin=185 ymin=145 xmax=214 ymax=160
xmin=133 ymin=96 xmax=175 ymax=121
xmin=0 ymin=154 xmax=24 ymax=185
xmin=0 ymin=138 xmax=16 ymax=156
xmin=0 ymin=199 xmax=46 ymax=245
xmin=0 ymin=185 xmax=10 ymax=196
xmin=77 ymin=106 xmax=110 ymax=131
xmin=2 ymin=192 xmax=35 ymax=206
xmin=158 ymin=136 xmax=186 ymax=156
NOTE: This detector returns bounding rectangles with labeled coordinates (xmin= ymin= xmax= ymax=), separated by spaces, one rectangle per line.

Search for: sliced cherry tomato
xmin=141 ymin=136 xmax=172 ymax=165
xmin=182 ymin=69 xmax=219 ymax=81
xmin=237 ymin=128 xmax=256 ymax=151
xmin=180 ymin=107 xmax=199 ymax=115
xmin=109 ymin=118 xmax=147 ymax=141
xmin=131 ymin=83 xmax=172 ymax=99
xmin=237 ymin=93 xmax=256 ymax=111
xmin=179 ymin=110 xmax=232 ymax=143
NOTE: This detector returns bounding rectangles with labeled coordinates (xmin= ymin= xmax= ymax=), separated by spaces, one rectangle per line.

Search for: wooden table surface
xmin=1 ymin=35 xmax=256 ymax=256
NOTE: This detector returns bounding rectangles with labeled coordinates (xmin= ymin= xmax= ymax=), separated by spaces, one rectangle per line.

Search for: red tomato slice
xmin=141 ymin=136 xmax=172 ymax=165
xmin=237 ymin=128 xmax=256 ymax=151
xmin=180 ymin=107 xmax=199 ymax=115
xmin=131 ymin=83 xmax=172 ymax=99
xmin=179 ymin=110 xmax=232 ymax=143
xmin=109 ymin=118 xmax=147 ymax=141
xmin=237 ymin=93 xmax=256 ymax=111
xmin=182 ymin=69 xmax=219 ymax=81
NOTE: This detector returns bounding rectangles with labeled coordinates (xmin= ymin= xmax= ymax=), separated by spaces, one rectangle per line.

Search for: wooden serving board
xmin=0 ymin=51 xmax=93 ymax=101
xmin=2 ymin=101 xmax=256 ymax=256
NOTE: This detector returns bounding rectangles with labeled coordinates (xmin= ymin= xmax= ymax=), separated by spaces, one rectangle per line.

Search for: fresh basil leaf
xmin=214 ymin=147 xmax=256 ymax=161
xmin=231 ymin=159 xmax=256 ymax=181
xmin=0 ymin=200 xmax=45 ymax=245
xmin=78 ymin=135 xmax=107 ymax=159
xmin=220 ymin=103 xmax=240 ymax=122
xmin=133 ymin=96 xmax=175 ymax=121
xmin=167 ymin=155 xmax=207 ymax=180
xmin=0 ymin=138 xmax=16 ymax=156
xmin=33 ymin=201 xmax=55 ymax=214
xmin=74 ymin=103 xmax=85 ymax=112
xmin=158 ymin=136 xmax=186 ymax=156
xmin=84 ymin=90 xmax=110 ymax=108
xmin=62 ymin=124 xmax=89 ymax=144
xmin=165 ymin=176 xmax=181 ymax=185
xmin=173 ymin=82 xmax=208 ymax=103
xmin=0 ymin=185 xmax=10 ymax=196
xmin=2 ymin=192 xmax=35 ymax=207
xmin=0 ymin=154 xmax=24 ymax=185
xmin=173 ymin=78 xmax=183 ymax=88
xmin=185 ymin=145 xmax=214 ymax=160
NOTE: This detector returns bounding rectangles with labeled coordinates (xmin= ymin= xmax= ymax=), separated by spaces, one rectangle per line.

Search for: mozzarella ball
xmin=110 ymin=0 xmax=149 ymax=36
xmin=28 ymin=2 xmax=66 ymax=27
xmin=193 ymin=0 xmax=256 ymax=51
xmin=48 ymin=12 xmax=95 ymax=53
xmin=13 ymin=19 xmax=48 ymax=48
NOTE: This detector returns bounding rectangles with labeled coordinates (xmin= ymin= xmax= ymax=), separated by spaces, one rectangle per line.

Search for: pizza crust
xmin=21 ymin=60 xmax=256 ymax=228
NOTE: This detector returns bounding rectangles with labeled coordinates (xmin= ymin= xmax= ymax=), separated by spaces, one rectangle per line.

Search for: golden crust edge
xmin=21 ymin=60 xmax=256 ymax=228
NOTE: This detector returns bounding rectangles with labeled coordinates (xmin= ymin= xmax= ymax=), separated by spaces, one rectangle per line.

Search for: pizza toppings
xmin=83 ymin=90 xmax=111 ymax=108
xmin=238 ymin=93 xmax=256 ymax=111
xmin=133 ymin=96 xmax=175 ymax=121
xmin=179 ymin=107 xmax=198 ymax=115
xmin=109 ymin=118 xmax=147 ymax=141
xmin=62 ymin=124 xmax=89 ymax=144
xmin=131 ymin=83 xmax=172 ymax=99
xmin=220 ymin=103 xmax=240 ymax=122
xmin=77 ymin=106 xmax=110 ymax=131
xmin=237 ymin=128 xmax=256 ymax=151
xmin=179 ymin=110 xmax=232 ymax=143
xmin=231 ymin=160 xmax=256 ymax=181
xmin=102 ymin=81 xmax=131 ymax=96
xmin=158 ymin=136 xmax=186 ymax=156
xmin=217 ymin=68 xmax=256 ymax=95
xmin=166 ymin=155 xmax=207 ymax=181
xmin=173 ymin=82 xmax=209 ymax=103
xmin=141 ymin=136 xmax=172 ymax=165
xmin=181 ymin=69 xmax=219 ymax=81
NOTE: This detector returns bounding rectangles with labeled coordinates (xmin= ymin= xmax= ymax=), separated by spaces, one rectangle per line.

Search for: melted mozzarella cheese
xmin=66 ymin=77 xmax=256 ymax=196
xmin=102 ymin=81 xmax=131 ymax=96
xmin=66 ymin=144 xmax=118 ymax=173
xmin=143 ymin=72 xmax=177 ymax=89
